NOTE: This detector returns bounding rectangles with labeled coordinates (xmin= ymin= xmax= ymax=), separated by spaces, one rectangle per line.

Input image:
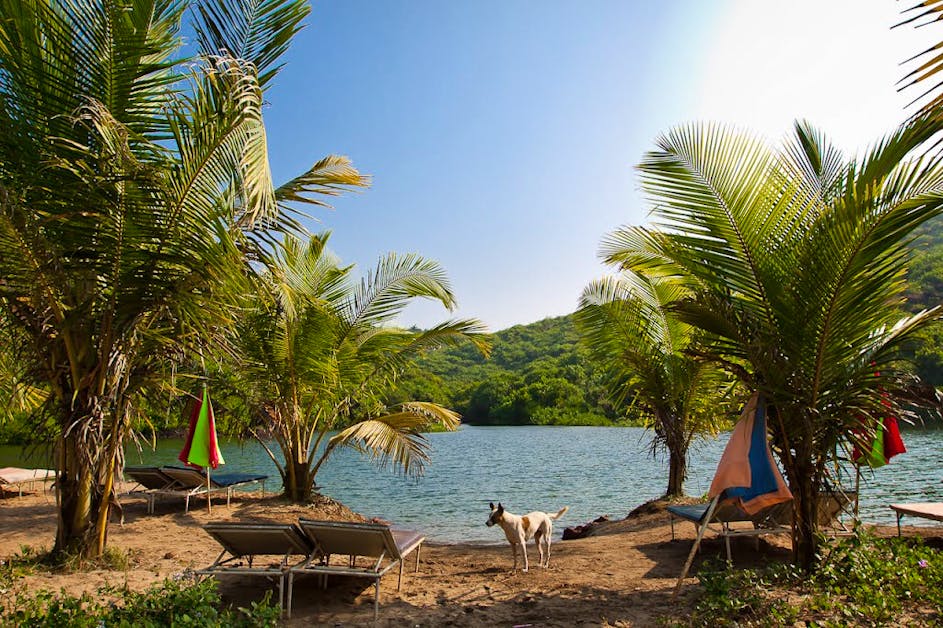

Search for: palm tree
xmin=603 ymin=117 xmax=943 ymax=569
xmin=235 ymin=234 xmax=489 ymax=502
xmin=576 ymin=271 xmax=730 ymax=497
xmin=897 ymin=2 xmax=943 ymax=115
xmin=0 ymin=0 xmax=365 ymax=559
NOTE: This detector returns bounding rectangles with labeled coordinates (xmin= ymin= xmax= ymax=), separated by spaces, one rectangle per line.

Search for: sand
xmin=0 ymin=484 xmax=934 ymax=626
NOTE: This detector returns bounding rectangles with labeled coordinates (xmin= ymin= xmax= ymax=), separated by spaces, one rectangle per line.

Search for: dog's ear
xmin=489 ymin=502 xmax=495 ymax=510
xmin=497 ymin=503 xmax=504 ymax=513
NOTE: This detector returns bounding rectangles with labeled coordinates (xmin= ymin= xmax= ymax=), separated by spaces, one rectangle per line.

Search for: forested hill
xmin=394 ymin=222 xmax=943 ymax=427
xmin=394 ymin=315 xmax=624 ymax=426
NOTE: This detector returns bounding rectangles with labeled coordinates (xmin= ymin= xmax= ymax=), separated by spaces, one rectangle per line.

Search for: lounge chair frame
xmin=670 ymin=489 xmax=856 ymax=594
xmin=669 ymin=496 xmax=794 ymax=562
xmin=151 ymin=466 xmax=267 ymax=514
xmin=0 ymin=467 xmax=56 ymax=497
xmin=890 ymin=502 xmax=943 ymax=536
xmin=122 ymin=467 xmax=178 ymax=514
xmin=196 ymin=523 xmax=313 ymax=612
xmin=288 ymin=519 xmax=425 ymax=620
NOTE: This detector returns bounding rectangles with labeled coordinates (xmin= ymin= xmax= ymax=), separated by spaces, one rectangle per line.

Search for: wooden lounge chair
xmin=196 ymin=522 xmax=314 ymax=612
xmin=288 ymin=519 xmax=425 ymax=620
xmin=889 ymin=503 xmax=943 ymax=536
xmin=154 ymin=466 xmax=268 ymax=513
xmin=0 ymin=467 xmax=56 ymax=497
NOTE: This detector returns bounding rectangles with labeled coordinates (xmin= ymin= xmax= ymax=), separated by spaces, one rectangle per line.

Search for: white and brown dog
xmin=486 ymin=502 xmax=568 ymax=572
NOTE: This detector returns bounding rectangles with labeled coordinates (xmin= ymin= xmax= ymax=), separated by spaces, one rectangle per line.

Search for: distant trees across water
xmin=389 ymin=217 xmax=943 ymax=429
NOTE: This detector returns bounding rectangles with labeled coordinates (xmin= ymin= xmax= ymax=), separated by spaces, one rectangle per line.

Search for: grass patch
xmin=680 ymin=530 xmax=943 ymax=626
xmin=0 ymin=545 xmax=280 ymax=626
xmin=0 ymin=577 xmax=280 ymax=627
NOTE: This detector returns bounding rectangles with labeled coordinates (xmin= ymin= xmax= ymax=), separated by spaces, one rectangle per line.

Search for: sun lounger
xmin=122 ymin=467 xmax=178 ymax=513
xmin=668 ymin=496 xmax=795 ymax=563
xmin=288 ymin=519 xmax=425 ymax=620
xmin=196 ymin=522 xmax=314 ymax=612
xmin=889 ymin=503 xmax=943 ymax=536
xmin=152 ymin=466 xmax=268 ymax=514
xmin=669 ymin=489 xmax=856 ymax=562
xmin=0 ymin=467 xmax=56 ymax=497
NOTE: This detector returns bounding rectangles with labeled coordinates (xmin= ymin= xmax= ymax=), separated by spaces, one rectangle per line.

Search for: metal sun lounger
xmin=288 ymin=519 xmax=425 ymax=620
xmin=0 ymin=467 xmax=56 ymax=497
xmin=668 ymin=496 xmax=795 ymax=563
xmin=668 ymin=489 xmax=856 ymax=562
xmin=197 ymin=522 xmax=314 ymax=613
xmin=150 ymin=466 xmax=268 ymax=514
xmin=122 ymin=467 xmax=179 ymax=514
xmin=890 ymin=502 xmax=943 ymax=536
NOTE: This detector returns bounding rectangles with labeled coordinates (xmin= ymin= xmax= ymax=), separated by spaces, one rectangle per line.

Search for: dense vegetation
xmin=392 ymin=315 xmax=628 ymax=426
xmin=683 ymin=531 xmax=943 ymax=626
xmin=386 ymin=218 xmax=943 ymax=431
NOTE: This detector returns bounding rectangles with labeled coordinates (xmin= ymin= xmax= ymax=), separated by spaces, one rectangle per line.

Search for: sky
xmin=262 ymin=0 xmax=938 ymax=332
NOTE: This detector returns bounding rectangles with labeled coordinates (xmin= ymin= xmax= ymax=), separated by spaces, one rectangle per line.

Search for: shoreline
xmin=1 ymin=485 xmax=940 ymax=626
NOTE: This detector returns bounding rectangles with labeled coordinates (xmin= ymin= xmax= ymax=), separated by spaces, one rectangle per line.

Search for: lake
xmin=2 ymin=425 xmax=941 ymax=544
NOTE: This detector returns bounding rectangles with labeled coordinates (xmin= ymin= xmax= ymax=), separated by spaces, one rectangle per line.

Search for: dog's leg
xmin=543 ymin=534 xmax=551 ymax=567
xmin=519 ymin=535 xmax=529 ymax=572
xmin=535 ymin=531 xmax=546 ymax=567
xmin=511 ymin=542 xmax=519 ymax=571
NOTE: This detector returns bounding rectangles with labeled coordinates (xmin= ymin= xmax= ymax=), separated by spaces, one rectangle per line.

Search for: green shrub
xmin=0 ymin=577 xmax=280 ymax=627
xmin=682 ymin=530 xmax=943 ymax=626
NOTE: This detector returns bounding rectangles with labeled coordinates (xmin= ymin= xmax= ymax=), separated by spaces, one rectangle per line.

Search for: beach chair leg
xmin=374 ymin=579 xmax=380 ymax=620
xmin=674 ymin=496 xmax=720 ymax=597
xmin=897 ymin=512 xmax=903 ymax=537
xmin=415 ymin=544 xmax=422 ymax=572
xmin=725 ymin=534 xmax=732 ymax=564
xmin=669 ymin=515 xmax=675 ymax=540
xmin=286 ymin=572 xmax=294 ymax=619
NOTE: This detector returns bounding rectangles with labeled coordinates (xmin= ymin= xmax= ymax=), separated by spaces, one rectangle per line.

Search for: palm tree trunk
xmin=784 ymin=455 xmax=820 ymax=571
xmin=666 ymin=449 xmax=687 ymax=497
xmin=54 ymin=423 xmax=97 ymax=558
xmin=283 ymin=459 xmax=315 ymax=502
xmin=53 ymin=389 xmax=117 ymax=560
xmin=662 ymin=410 xmax=688 ymax=497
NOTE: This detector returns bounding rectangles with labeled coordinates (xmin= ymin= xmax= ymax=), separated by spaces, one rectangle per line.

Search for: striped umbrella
xmin=178 ymin=386 xmax=225 ymax=512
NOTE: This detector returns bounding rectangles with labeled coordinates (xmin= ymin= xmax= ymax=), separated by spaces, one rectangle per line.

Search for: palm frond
xmin=192 ymin=0 xmax=310 ymax=88
xmin=328 ymin=404 xmax=459 ymax=476
xmin=343 ymin=253 xmax=457 ymax=332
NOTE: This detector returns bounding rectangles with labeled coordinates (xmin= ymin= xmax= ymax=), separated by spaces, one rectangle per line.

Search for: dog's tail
xmin=550 ymin=506 xmax=569 ymax=520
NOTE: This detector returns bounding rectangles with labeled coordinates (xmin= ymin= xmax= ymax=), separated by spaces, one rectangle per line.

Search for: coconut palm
xmin=0 ymin=0 xmax=366 ymax=558
xmin=603 ymin=117 xmax=943 ymax=569
xmin=235 ymin=234 xmax=490 ymax=502
xmin=576 ymin=271 xmax=730 ymax=497
xmin=897 ymin=1 xmax=943 ymax=115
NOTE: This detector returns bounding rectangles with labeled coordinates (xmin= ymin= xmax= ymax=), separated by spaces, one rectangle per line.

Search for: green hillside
xmin=392 ymin=315 xmax=627 ymax=426
xmin=392 ymin=225 xmax=943 ymax=427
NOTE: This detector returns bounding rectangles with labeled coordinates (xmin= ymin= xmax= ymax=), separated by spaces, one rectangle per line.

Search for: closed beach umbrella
xmin=709 ymin=392 xmax=793 ymax=513
xmin=851 ymin=395 xmax=906 ymax=520
xmin=178 ymin=386 xmax=225 ymax=512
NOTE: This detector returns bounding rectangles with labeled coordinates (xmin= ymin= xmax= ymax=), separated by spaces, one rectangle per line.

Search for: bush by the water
xmin=684 ymin=530 xmax=943 ymax=626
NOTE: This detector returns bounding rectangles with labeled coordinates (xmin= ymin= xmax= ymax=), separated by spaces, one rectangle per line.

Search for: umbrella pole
xmin=853 ymin=464 xmax=860 ymax=529
xmin=206 ymin=467 xmax=212 ymax=514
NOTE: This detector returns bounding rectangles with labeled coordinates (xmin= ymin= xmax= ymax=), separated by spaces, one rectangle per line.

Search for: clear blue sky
xmin=262 ymin=1 xmax=928 ymax=332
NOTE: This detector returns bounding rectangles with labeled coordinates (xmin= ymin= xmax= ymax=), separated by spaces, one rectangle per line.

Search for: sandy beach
xmin=0 ymin=485 xmax=936 ymax=626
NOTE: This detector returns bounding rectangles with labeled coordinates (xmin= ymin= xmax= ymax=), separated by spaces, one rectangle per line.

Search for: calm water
xmin=2 ymin=426 xmax=941 ymax=543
